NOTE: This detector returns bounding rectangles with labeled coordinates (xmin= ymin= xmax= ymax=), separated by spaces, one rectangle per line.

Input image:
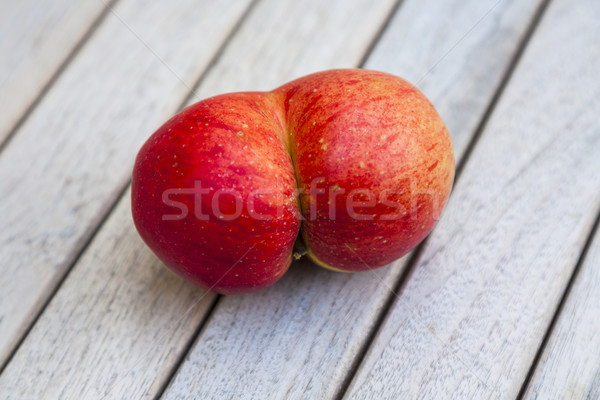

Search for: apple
xmin=131 ymin=69 xmax=454 ymax=294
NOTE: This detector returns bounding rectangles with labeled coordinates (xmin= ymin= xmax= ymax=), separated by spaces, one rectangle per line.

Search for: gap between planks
xmin=335 ymin=0 xmax=554 ymax=397
xmin=516 ymin=208 xmax=600 ymax=399
xmin=343 ymin=0 xmax=600 ymax=396
xmin=356 ymin=0 xmax=406 ymax=68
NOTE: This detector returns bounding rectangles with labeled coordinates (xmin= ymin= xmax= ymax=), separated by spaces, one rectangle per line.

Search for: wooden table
xmin=1 ymin=0 xmax=599 ymax=398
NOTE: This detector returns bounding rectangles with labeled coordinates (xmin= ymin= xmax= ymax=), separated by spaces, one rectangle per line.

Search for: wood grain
xmin=345 ymin=0 xmax=600 ymax=398
xmin=161 ymin=1 xmax=545 ymax=399
xmin=0 ymin=0 xmax=400 ymax=397
xmin=523 ymin=223 xmax=600 ymax=399
xmin=183 ymin=0 xmax=399 ymax=99
xmin=0 ymin=188 xmax=214 ymax=399
xmin=0 ymin=0 xmax=253 ymax=368
xmin=0 ymin=0 xmax=109 ymax=145
xmin=364 ymin=0 xmax=539 ymax=158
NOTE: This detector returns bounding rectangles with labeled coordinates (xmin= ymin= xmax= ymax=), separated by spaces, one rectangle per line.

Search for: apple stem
xmin=292 ymin=235 xmax=307 ymax=260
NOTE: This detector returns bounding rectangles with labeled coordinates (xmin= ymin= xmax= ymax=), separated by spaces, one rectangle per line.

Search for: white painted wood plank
xmin=345 ymin=0 xmax=600 ymax=398
xmin=365 ymin=0 xmax=539 ymax=160
xmin=0 ymin=0 xmax=400 ymax=397
xmin=0 ymin=0 xmax=108 ymax=145
xmin=161 ymin=1 xmax=545 ymax=399
xmin=523 ymin=225 xmax=600 ymax=399
xmin=186 ymin=0 xmax=397 ymax=100
xmin=0 ymin=188 xmax=214 ymax=399
xmin=0 ymin=0 xmax=253 ymax=368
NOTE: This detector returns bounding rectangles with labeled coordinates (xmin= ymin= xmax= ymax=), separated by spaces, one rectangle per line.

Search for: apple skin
xmin=131 ymin=92 xmax=301 ymax=294
xmin=131 ymin=69 xmax=454 ymax=294
xmin=277 ymin=69 xmax=454 ymax=271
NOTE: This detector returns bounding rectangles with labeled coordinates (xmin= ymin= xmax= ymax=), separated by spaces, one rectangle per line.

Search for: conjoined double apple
xmin=132 ymin=69 xmax=454 ymax=294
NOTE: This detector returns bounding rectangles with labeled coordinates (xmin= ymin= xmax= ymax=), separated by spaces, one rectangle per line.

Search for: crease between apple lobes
xmin=131 ymin=69 xmax=455 ymax=294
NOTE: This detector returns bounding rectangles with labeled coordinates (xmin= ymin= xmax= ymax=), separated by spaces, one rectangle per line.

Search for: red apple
xmin=131 ymin=69 xmax=454 ymax=294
